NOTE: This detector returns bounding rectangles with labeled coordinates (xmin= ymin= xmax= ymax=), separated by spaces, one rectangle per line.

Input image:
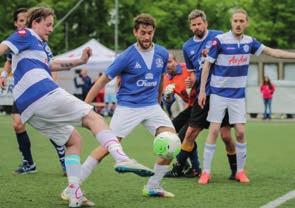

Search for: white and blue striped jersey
xmin=206 ymin=31 xmax=264 ymax=99
xmin=105 ymin=43 xmax=168 ymax=107
xmin=183 ymin=30 xmax=222 ymax=96
xmin=2 ymin=28 xmax=58 ymax=119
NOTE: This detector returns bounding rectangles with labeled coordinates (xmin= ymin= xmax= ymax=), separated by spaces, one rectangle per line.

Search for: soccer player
xmin=0 ymin=6 xmax=153 ymax=207
xmin=79 ymin=13 xmax=179 ymax=198
xmin=162 ymin=52 xmax=198 ymax=176
xmin=166 ymin=9 xmax=237 ymax=179
xmin=0 ymin=7 xmax=66 ymax=175
xmin=162 ymin=52 xmax=191 ymax=118
xmin=198 ymin=8 xmax=295 ymax=184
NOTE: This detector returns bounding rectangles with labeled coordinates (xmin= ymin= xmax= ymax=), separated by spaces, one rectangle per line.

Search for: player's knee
xmin=235 ymin=129 xmax=245 ymax=141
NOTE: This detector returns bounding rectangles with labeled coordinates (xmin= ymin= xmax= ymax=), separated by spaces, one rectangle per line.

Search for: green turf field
xmin=0 ymin=115 xmax=294 ymax=208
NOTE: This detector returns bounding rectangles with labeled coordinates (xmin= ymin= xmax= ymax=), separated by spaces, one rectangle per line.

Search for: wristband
xmin=0 ymin=71 xmax=8 ymax=78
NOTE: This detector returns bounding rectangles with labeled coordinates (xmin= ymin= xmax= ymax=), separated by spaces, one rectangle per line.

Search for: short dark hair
xmin=188 ymin=9 xmax=207 ymax=23
xmin=13 ymin=8 xmax=28 ymax=22
xmin=26 ymin=6 xmax=54 ymax=28
xmin=133 ymin=13 xmax=156 ymax=30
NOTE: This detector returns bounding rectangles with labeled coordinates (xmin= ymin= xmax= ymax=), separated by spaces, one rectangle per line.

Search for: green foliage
xmin=0 ymin=0 xmax=294 ymax=65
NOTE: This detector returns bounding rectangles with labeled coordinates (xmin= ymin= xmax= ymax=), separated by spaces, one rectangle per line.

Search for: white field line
xmin=260 ymin=190 xmax=295 ymax=208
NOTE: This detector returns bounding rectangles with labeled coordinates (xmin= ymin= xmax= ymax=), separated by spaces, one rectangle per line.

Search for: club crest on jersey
xmin=156 ymin=58 xmax=164 ymax=68
xmin=145 ymin=73 xmax=153 ymax=80
xmin=17 ymin=29 xmax=27 ymax=36
xmin=190 ymin=50 xmax=195 ymax=55
xmin=243 ymin=44 xmax=250 ymax=53
xmin=134 ymin=62 xmax=142 ymax=69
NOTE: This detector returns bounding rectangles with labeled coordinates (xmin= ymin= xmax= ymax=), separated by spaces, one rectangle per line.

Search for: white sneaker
xmin=114 ymin=159 xmax=154 ymax=177
xmin=142 ymin=185 xmax=175 ymax=198
xmin=61 ymin=185 xmax=95 ymax=207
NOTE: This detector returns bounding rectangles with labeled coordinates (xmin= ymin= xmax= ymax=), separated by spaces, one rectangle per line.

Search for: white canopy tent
xmin=54 ymin=39 xmax=115 ymax=94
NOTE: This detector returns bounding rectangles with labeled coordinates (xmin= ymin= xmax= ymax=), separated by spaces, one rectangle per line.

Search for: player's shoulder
xmin=154 ymin=44 xmax=168 ymax=54
xmin=116 ymin=44 xmax=135 ymax=60
xmin=183 ymin=37 xmax=194 ymax=49
xmin=209 ymin=29 xmax=223 ymax=35
xmin=11 ymin=28 xmax=32 ymax=39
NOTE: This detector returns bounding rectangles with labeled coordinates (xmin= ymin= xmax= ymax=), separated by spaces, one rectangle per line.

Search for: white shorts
xmin=110 ymin=104 xmax=174 ymax=138
xmin=207 ymin=94 xmax=246 ymax=124
xmin=28 ymin=88 xmax=93 ymax=146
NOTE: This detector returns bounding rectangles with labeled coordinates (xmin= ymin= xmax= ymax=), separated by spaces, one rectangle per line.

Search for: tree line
xmin=0 ymin=0 xmax=295 ymax=64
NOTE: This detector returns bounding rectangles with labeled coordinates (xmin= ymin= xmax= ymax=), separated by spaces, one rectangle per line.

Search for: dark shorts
xmin=172 ymin=106 xmax=192 ymax=132
xmin=188 ymin=96 xmax=231 ymax=129
xmin=11 ymin=102 xmax=20 ymax=114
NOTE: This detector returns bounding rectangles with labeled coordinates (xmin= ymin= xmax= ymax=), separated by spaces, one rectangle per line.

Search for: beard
xmin=138 ymin=40 xmax=152 ymax=50
xmin=194 ymin=30 xmax=206 ymax=39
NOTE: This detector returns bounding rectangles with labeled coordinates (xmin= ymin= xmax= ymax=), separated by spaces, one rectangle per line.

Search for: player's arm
xmin=0 ymin=44 xmax=12 ymax=87
xmin=0 ymin=43 xmax=10 ymax=56
xmin=198 ymin=61 xmax=212 ymax=108
xmin=85 ymin=74 xmax=110 ymax=104
xmin=262 ymin=47 xmax=295 ymax=59
xmin=0 ymin=60 xmax=12 ymax=87
xmin=158 ymin=74 xmax=164 ymax=104
xmin=50 ymin=47 xmax=92 ymax=71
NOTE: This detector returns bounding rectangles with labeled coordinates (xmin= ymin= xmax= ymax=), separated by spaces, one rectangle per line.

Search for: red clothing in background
xmin=260 ymin=84 xmax=275 ymax=99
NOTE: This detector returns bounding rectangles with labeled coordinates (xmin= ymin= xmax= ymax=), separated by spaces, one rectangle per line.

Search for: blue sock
xmin=16 ymin=131 xmax=34 ymax=165
xmin=188 ymin=142 xmax=200 ymax=171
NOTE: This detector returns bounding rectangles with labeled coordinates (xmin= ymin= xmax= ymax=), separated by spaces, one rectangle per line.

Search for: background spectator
xmin=260 ymin=76 xmax=276 ymax=120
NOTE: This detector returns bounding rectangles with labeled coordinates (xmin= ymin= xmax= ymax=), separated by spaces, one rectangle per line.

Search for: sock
xmin=16 ymin=131 xmax=34 ymax=165
xmin=65 ymin=154 xmax=81 ymax=185
xmin=96 ymin=130 xmax=129 ymax=163
xmin=188 ymin=142 xmax=200 ymax=171
xmin=202 ymin=143 xmax=216 ymax=174
xmin=236 ymin=142 xmax=247 ymax=172
xmin=227 ymin=154 xmax=237 ymax=175
xmin=49 ymin=139 xmax=66 ymax=168
xmin=80 ymin=156 xmax=99 ymax=183
xmin=176 ymin=149 xmax=190 ymax=167
xmin=147 ymin=164 xmax=169 ymax=188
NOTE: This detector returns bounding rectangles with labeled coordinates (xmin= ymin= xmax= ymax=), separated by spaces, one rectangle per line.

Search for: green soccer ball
xmin=153 ymin=132 xmax=181 ymax=160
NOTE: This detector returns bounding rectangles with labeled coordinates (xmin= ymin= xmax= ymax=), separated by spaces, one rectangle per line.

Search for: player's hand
xmin=184 ymin=77 xmax=192 ymax=89
xmin=198 ymin=91 xmax=206 ymax=109
xmin=80 ymin=47 xmax=92 ymax=64
xmin=0 ymin=76 xmax=7 ymax=89
xmin=201 ymin=48 xmax=209 ymax=57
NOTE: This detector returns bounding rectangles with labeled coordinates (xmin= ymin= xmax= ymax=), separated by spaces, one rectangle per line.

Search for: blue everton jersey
xmin=206 ymin=31 xmax=264 ymax=99
xmin=2 ymin=28 xmax=58 ymax=116
xmin=183 ymin=30 xmax=222 ymax=96
xmin=105 ymin=43 xmax=168 ymax=107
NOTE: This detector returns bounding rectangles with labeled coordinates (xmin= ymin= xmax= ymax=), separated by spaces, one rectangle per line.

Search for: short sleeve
xmin=1 ymin=29 xmax=31 ymax=55
xmin=206 ymin=37 xmax=221 ymax=63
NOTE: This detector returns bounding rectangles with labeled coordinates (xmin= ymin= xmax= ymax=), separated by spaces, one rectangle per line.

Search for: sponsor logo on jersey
xmin=228 ymin=55 xmax=248 ymax=65
xmin=134 ymin=62 xmax=141 ymax=69
xmin=17 ymin=29 xmax=27 ymax=36
xmin=155 ymin=58 xmax=164 ymax=68
xmin=136 ymin=80 xmax=157 ymax=87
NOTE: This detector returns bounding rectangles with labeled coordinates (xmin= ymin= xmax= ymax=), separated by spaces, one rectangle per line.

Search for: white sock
xmin=80 ymin=156 xmax=99 ymax=184
xmin=203 ymin=143 xmax=216 ymax=174
xmin=146 ymin=164 xmax=169 ymax=188
xmin=96 ymin=130 xmax=129 ymax=163
xmin=236 ymin=142 xmax=247 ymax=172
xmin=65 ymin=154 xmax=81 ymax=185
